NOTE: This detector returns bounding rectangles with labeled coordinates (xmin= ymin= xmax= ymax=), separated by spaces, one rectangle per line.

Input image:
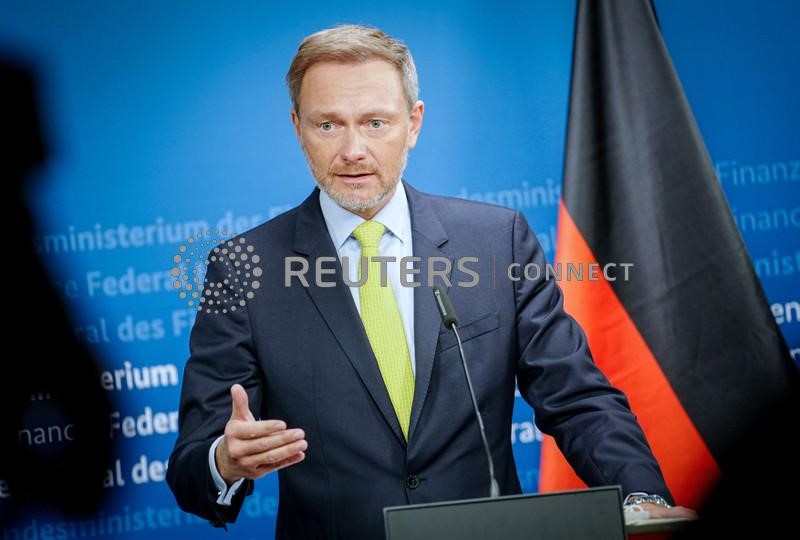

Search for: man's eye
xmin=369 ymin=120 xmax=385 ymax=129
xmin=320 ymin=122 xmax=334 ymax=131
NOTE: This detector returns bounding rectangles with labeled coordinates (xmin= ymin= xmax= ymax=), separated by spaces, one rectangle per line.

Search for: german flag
xmin=539 ymin=0 xmax=798 ymax=509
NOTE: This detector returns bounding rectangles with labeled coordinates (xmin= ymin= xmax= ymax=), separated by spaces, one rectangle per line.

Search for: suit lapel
xmin=404 ymin=183 xmax=452 ymax=441
xmin=293 ymin=190 xmax=406 ymax=446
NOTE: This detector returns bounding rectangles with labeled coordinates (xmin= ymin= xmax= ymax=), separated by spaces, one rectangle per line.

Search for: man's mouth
xmin=336 ymin=172 xmax=374 ymax=181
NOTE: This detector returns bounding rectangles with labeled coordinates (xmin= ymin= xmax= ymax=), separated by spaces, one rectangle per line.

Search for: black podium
xmin=384 ymin=486 xmax=626 ymax=540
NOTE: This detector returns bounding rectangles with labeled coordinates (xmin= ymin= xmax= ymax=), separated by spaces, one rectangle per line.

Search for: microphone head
xmin=433 ymin=286 xmax=459 ymax=328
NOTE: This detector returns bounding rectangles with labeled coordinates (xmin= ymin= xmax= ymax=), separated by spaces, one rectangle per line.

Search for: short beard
xmin=318 ymin=180 xmax=397 ymax=213
xmin=304 ymin=146 xmax=408 ymax=214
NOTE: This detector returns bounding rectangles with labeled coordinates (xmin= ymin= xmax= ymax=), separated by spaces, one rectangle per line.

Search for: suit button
xmin=406 ymin=474 xmax=420 ymax=489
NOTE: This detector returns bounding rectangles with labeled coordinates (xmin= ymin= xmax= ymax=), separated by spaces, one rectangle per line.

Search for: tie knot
xmin=352 ymin=220 xmax=386 ymax=251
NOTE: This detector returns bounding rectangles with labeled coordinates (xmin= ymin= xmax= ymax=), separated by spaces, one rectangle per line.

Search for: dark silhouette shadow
xmin=0 ymin=54 xmax=113 ymax=527
xmin=671 ymin=390 xmax=799 ymax=538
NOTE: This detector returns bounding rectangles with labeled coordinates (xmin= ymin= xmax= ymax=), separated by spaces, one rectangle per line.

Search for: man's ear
xmin=291 ymin=108 xmax=301 ymax=138
xmin=406 ymin=100 xmax=425 ymax=149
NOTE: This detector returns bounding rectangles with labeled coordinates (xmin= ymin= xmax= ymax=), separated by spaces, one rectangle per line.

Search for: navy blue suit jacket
xmin=167 ymin=182 xmax=670 ymax=539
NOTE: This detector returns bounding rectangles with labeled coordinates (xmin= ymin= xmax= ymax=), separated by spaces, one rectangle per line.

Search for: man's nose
xmin=340 ymin=128 xmax=367 ymax=163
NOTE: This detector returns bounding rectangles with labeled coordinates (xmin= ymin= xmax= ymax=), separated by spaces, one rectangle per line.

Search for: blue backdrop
xmin=1 ymin=1 xmax=797 ymax=538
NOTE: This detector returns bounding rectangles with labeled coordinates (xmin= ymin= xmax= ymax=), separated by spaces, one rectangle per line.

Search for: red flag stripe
xmin=540 ymin=201 xmax=719 ymax=509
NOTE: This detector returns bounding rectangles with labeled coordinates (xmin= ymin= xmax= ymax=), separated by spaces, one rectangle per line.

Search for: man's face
xmin=291 ymin=59 xmax=424 ymax=219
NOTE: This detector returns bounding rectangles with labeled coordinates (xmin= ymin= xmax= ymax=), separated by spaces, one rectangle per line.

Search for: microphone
xmin=432 ymin=286 xmax=500 ymax=498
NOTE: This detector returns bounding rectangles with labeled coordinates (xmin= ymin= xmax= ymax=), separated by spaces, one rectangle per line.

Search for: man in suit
xmin=167 ymin=24 xmax=695 ymax=538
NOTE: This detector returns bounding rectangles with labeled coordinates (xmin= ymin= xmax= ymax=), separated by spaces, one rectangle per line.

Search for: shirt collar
xmin=319 ymin=181 xmax=411 ymax=249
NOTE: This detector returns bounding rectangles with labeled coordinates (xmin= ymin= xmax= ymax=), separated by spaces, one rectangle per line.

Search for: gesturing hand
xmin=215 ymin=384 xmax=307 ymax=485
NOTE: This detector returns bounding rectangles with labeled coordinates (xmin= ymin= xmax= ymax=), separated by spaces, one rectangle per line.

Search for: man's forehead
xmin=301 ymin=59 xmax=401 ymax=88
xmin=298 ymin=60 xmax=406 ymax=115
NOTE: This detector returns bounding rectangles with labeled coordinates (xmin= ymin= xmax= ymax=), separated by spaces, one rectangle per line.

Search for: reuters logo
xmin=171 ymin=230 xmax=261 ymax=313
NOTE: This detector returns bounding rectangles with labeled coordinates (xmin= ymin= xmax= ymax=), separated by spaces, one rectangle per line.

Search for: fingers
xmin=230 ymin=384 xmax=256 ymax=422
xmin=220 ymin=431 xmax=307 ymax=481
xmin=239 ymin=437 xmax=308 ymax=470
xmin=640 ymin=504 xmax=698 ymax=520
xmin=667 ymin=506 xmax=698 ymax=519
xmin=266 ymin=451 xmax=306 ymax=472
xmin=226 ymin=428 xmax=306 ymax=460
xmin=221 ymin=386 xmax=308 ymax=481
xmin=226 ymin=419 xmax=289 ymax=440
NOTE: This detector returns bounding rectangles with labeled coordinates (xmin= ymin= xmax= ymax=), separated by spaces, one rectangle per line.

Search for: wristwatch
xmin=623 ymin=492 xmax=672 ymax=508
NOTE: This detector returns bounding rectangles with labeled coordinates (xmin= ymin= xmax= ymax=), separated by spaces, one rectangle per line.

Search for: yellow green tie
xmin=352 ymin=220 xmax=415 ymax=440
